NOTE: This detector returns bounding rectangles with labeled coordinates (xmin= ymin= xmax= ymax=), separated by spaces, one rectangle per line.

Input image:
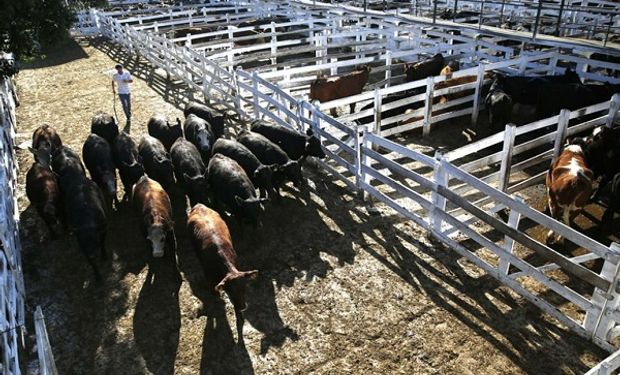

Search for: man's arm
xmin=111 ymin=78 xmax=116 ymax=93
xmin=124 ymin=73 xmax=133 ymax=83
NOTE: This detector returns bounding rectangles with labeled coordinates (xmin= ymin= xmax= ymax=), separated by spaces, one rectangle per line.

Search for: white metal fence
xmin=0 ymin=74 xmax=25 ymax=375
xmin=79 ymin=1 xmax=620 ymax=371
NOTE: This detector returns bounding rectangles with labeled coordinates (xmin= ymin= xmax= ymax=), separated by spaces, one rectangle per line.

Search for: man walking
xmin=112 ymin=64 xmax=133 ymax=126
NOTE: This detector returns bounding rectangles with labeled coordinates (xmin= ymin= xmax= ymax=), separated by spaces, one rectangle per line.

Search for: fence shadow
xmin=91 ymin=37 xmax=193 ymax=111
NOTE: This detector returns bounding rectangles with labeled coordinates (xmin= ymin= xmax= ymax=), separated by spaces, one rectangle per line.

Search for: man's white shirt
xmin=113 ymin=71 xmax=132 ymax=94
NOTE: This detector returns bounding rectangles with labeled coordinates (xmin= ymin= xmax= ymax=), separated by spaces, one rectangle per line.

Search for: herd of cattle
xmin=25 ymin=102 xmax=325 ymax=311
xmin=307 ymin=52 xmax=620 ymax=130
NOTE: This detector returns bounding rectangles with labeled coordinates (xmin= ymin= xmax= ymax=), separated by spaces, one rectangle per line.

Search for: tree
xmin=0 ymin=0 xmax=77 ymax=58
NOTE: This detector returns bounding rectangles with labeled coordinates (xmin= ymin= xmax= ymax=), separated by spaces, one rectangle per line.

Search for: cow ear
xmin=214 ymin=280 xmax=226 ymax=293
xmin=28 ymin=146 xmax=37 ymax=155
xmin=183 ymin=172 xmax=191 ymax=182
xmin=306 ymin=128 xmax=314 ymax=137
xmin=241 ymin=270 xmax=258 ymax=280
xmin=234 ymin=195 xmax=244 ymax=206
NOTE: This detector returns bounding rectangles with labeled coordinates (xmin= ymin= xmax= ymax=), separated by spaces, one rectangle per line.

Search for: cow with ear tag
xmin=133 ymin=176 xmax=176 ymax=258
xmin=249 ymin=119 xmax=326 ymax=163
xmin=184 ymin=114 xmax=216 ymax=164
xmin=139 ymin=135 xmax=175 ymax=191
xmin=112 ymin=132 xmax=144 ymax=200
xmin=208 ymin=153 xmax=267 ymax=227
xmin=83 ymin=133 xmax=117 ymax=207
xmin=170 ymin=138 xmax=209 ymax=205
xmin=32 ymin=124 xmax=62 ymax=167
xmin=26 ymin=151 xmax=62 ymax=238
xmin=187 ymin=203 xmax=258 ymax=312
xmin=237 ymin=130 xmax=304 ymax=196
xmin=147 ymin=114 xmax=183 ymax=151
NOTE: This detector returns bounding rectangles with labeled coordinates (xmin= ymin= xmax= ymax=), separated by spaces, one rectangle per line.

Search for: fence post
xmin=552 ymin=109 xmax=571 ymax=161
xmin=498 ymin=197 xmax=523 ymax=275
xmin=355 ymin=126 xmax=364 ymax=198
xmin=270 ymin=22 xmax=277 ymax=69
xmin=423 ymin=76 xmax=434 ymax=138
xmin=384 ymin=51 xmax=392 ymax=88
xmin=361 ymin=128 xmax=372 ymax=201
xmin=35 ymin=306 xmax=59 ymax=375
xmin=498 ymin=124 xmax=517 ymax=192
xmin=233 ymin=67 xmax=242 ymax=112
xmin=548 ymin=51 xmax=559 ymax=75
xmin=252 ymin=71 xmax=260 ymax=118
xmin=430 ymin=153 xmax=448 ymax=234
xmin=583 ymin=243 xmax=620 ymax=343
xmin=471 ymin=63 xmax=486 ymax=126
xmin=373 ymin=88 xmax=383 ymax=136
xmin=606 ymin=94 xmax=620 ymax=128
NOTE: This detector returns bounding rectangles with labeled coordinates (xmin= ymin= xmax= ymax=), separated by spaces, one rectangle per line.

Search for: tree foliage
xmin=0 ymin=0 xmax=105 ymax=58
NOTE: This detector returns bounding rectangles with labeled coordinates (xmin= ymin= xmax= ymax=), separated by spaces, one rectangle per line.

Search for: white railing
xmin=0 ymin=75 xmax=25 ymax=375
xmin=82 ymin=0 xmax=620 ymax=369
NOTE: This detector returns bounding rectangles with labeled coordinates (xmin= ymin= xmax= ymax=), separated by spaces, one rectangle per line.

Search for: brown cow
xmin=26 ymin=159 xmax=62 ymax=238
xmin=545 ymin=141 xmax=594 ymax=245
xmin=133 ymin=176 xmax=176 ymax=258
xmin=31 ymin=124 xmax=62 ymax=166
xmin=309 ymin=66 xmax=371 ymax=117
xmin=187 ymin=203 xmax=258 ymax=311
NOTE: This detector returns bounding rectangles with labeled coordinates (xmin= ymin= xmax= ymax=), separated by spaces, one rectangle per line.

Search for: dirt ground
xmin=14 ymin=36 xmax=609 ymax=375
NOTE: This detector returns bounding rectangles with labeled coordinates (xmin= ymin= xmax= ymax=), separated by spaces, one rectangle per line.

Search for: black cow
xmin=250 ymin=120 xmax=325 ymax=162
xmin=147 ymin=114 xmax=183 ymax=151
xmin=485 ymin=79 xmax=513 ymax=130
xmin=170 ymin=138 xmax=209 ymax=205
xmin=208 ymin=154 xmax=266 ymax=226
xmin=82 ymin=134 xmax=117 ymax=205
xmin=183 ymin=101 xmax=225 ymax=139
xmin=536 ymin=83 xmax=620 ymax=118
xmin=212 ymin=138 xmax=277 ymax=199
xmin=404 ymin=54 xmax=445 ymax=83
xmin=26 ymin=160 xmax=62 ymax=238
xmin=495 ymin=69 xmax=581 ymax=106
xmin=63 ymin=178 xmax=108 ymax=281
xmin=582 ymin=125 xmax=620 ymax=201
xmin=112 ymin=132 xmax=145 ymax=199
xmin=138 ymin=135 xmax=175 ymax=190
xmin=52 ymin=146 xmax=87 ymax=187
xmin=237 ymin=130 xmax=303 ymax=194
xmin=601 ymin=172 xmax=620 ymax=232
xmin=91 ymin=112 xmax=119 ymax=144
xmin=184 ymin=114 xmax=216 ymax=163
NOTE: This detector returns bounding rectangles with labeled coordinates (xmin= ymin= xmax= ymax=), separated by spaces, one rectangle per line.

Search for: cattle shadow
xmin=200 ymin=299 xmax=254 ymax=375
xmin=133 ymin=254 xmax=182 ymax=375
xmin=20 ymin=196 xmax=142 ymax=374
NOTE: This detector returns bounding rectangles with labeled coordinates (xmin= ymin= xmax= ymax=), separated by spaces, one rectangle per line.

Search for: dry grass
xmin=15 ymin=36 xmax=607 ymax=375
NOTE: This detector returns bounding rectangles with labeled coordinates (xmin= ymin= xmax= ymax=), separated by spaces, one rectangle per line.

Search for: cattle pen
xmin=16 ymin=0 xmax=620 ymax=373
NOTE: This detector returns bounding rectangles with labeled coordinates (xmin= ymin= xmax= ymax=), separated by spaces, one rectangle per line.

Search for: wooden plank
xmin=364 ymin=132 xmax=438 ymax=167
xmin=360 ymin=180 xmax=430 ymax=230
xmin=361 ymin=146 xmax=436 ymax=193
xmin=361 ymin=165 xmax=432 ymax=211
xmin=437 ymin=182 xmax=611 ymax=290
xmin=434 ymin=202 xmax=596 ymax=311
xmin=442 ymin=162 xmax=619 ymax=262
